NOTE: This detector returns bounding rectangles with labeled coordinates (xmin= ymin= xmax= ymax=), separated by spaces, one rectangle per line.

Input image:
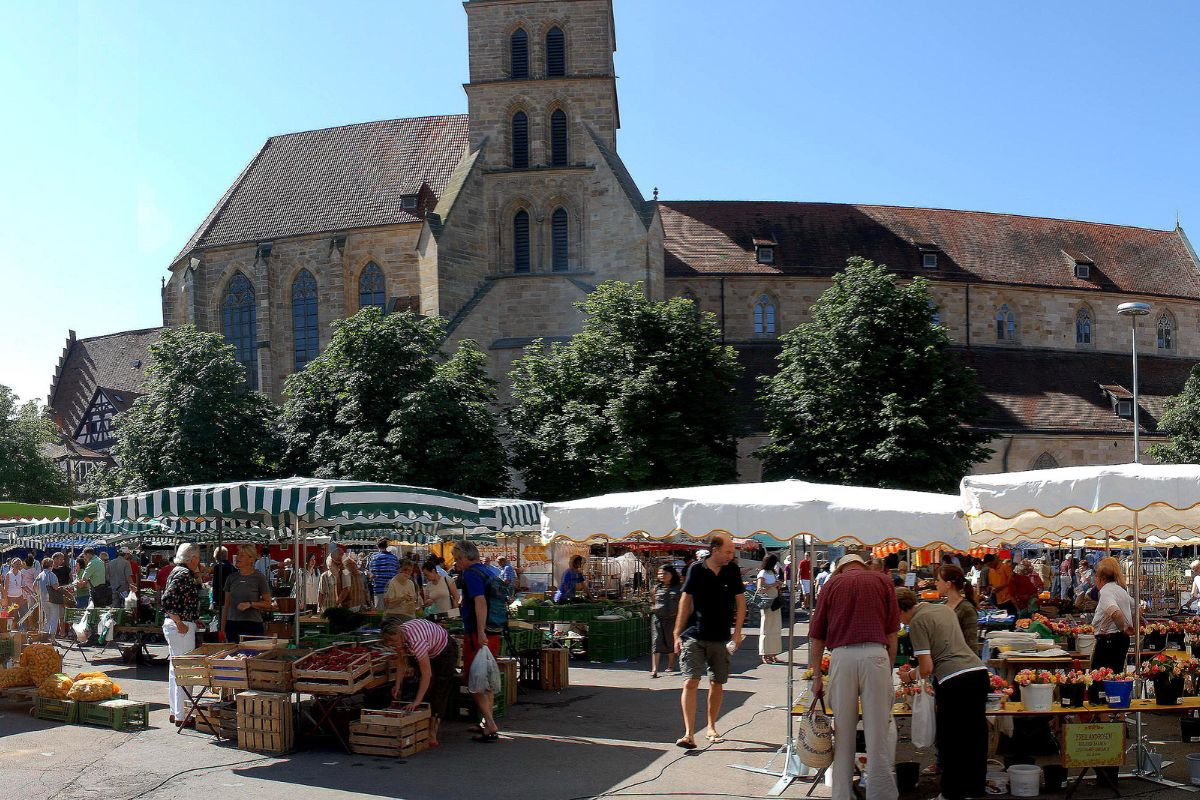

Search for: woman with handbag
xmin=757 ymin=554 xmax=784 ymax=664
xmin=650 ymin=564 xmax=682 ymax=677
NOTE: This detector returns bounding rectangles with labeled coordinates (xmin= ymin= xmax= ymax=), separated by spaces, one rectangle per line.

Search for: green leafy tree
xmin=757 ymin=258 xmax=991 ymax=492
xmin=0 ymin=386 xmax=72 ymax=503
xmin=1148 ymin=365 xmax=1200 ymax=463
xmin=508 ymin=281 xmax=743 ymax=501
xmin=280 ymin=308 xmax=509 ymax=496
xmin=106 ymin=325 xmax=281 ymax=492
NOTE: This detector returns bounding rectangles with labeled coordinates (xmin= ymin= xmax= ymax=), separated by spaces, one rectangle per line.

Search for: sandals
xmin=705 ymin=733 xmax=726 ymax=744
xmin=473 ymin=732 xmax=500 ymax=743
xmin=650 ymin=672 xmax=660 ymax=679
xmin=675 ymin=737 xmax=697 ymax=749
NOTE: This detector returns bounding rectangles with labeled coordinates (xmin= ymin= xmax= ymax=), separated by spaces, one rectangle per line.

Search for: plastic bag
xmin=72 ymin=614 xmax=94 ymax=644
xmin=911 ymin=682 xmax=936 ymax=749
xmin=468 ymin=645 xmax=502 ymax=695
xmin=97 ymin=610 xmax=116 ymax=644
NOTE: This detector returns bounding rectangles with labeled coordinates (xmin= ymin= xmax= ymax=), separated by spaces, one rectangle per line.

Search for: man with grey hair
xmin=75 ymin=547 xmax=110 ymax=608
xmin=1185 ymin=560 xmax=1200 ymax=610
xmin=453 ymin=539 xmax=501 ymax=742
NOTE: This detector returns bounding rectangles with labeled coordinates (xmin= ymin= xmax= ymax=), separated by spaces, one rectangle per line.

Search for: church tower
xmin=422 ymin=0 xmax=662 ymax=395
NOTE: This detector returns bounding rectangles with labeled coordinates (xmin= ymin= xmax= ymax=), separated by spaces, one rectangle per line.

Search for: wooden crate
xmin=540 ymin=647 xmax=569 ymax=691
xmin=236 ymin=690 xmax=294 ymax=754
xmin=496 ymin=657 xmax=518 ymax=706
xmin=194 ymin=699 xmax=237 ymax=738
xmin=293 ymin=646 xmax=372 ymax=694
xmin=348 ymin=705 xmax=431 ymax=757
xmin=247 ymin=648 xmax=310 ymax=692
xmin=208 ymin=639 xmax=280 ymax=690
xmin=171 ymin=643 xmax=235 ymax=688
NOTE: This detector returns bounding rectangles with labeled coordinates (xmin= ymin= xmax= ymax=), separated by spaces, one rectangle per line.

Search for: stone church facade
xmin=146 ymin=0 xmax=1200 ymax=481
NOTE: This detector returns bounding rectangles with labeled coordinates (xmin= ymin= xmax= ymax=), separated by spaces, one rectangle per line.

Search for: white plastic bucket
xmin=1022 ymin=682 xmax=1055 ymax=712
xmin=1008 ymin=764 xmax=1041 ymax=797
xmin=1188 ymin=753 xmax=1200 ymax=786
xmin=986 ymin=771 xmax=1009 ymax=795
xmin=1076 ymin=634 xmax=1096 ymax=656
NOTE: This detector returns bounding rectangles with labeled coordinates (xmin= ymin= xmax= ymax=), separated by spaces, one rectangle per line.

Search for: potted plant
xmin=1088 ymin=667 xmax=1114 ymax=704
xmin=1168 ymin=620 xmax=1187 ymax=649
xmin=1058 ymin=670 xmax=1092 ymax=707
xmin=1142 ymin=622 xmax=1169 ymax=651
xmin=1141 ymin=652 xmax=1193 ymax=705
xmin=1015 ymin=669 xmax=1059 ymax=711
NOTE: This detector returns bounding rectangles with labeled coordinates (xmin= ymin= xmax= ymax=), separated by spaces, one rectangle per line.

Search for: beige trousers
xmin=828 ymin=643 xmax=897 ymax=800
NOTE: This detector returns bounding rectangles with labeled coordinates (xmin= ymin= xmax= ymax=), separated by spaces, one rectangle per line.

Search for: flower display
xmin=1141 ymin=622 xmax=1170 ymax=635
xmin=1140 ymin=652 xmax=1198 ymax=680
xmin=989 ymin=673 xmax=1013 ymax=696
xmin=800 ymin=652 xmax=832 ymax=680
xmin=1015 ymin=669 xmax=1060 ymax=686
xmin=1058 ymin=670 xmax=1093 ymax=685
xmin=1070 ymin=624 xmax=1094 ymax=635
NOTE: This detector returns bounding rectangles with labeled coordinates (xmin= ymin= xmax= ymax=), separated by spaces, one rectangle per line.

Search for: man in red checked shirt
xmin=809 ymin=554 xmax=900 ymax=800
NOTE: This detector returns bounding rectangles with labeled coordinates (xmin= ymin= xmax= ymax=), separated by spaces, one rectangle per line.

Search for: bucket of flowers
xmin=1141 ymin=652 xmax=1192 ymax=705
xmin=1014 ymin=669 xmax=1059 ymax=711
xmin=1183 ymin=621 xmax=1200 ymax=657
xmin=1141 ymin=621 xmax=1169 ymax=651
xmin=1101 ymin=670 xmax=1136 ymax=708
xmin=1088 ymin=667 xmax=1114 ymax=704
xmin=1058 ymin=670 xmax=1092 ymax=707
xmin=987 ymin=673 xmax=1013 ymax=711
xmin=1167 ymin=620 xmax=1187 ymax=649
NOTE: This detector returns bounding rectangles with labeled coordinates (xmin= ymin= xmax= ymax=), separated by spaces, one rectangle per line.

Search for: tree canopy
xmin=0 ymin=385 xmax=72 ymax=503
xmin=756 ymin=258 xmax=991 ymax=492
xmin=1148 ymin=365 xmax=1200 ymax=464
xmin=279 ymin=308 xmax=509 ymax=497
xmin=103 ymin=325 xmax=281 ymax=493
xmin=507 ymin=281 xmax=743 ymax=501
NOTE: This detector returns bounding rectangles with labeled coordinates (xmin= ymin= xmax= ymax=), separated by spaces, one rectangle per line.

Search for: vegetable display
xmin=38 ymin=673 xmax=74 ymax=699
xmin=20 ymin=643 xmax=64 ymax=685
xmin=66 ymin=671 xmax=121 ymax=701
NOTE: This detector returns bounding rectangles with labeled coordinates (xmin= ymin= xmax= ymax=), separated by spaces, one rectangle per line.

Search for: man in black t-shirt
xmin=672 ymin=534 xmax=745 ymax=749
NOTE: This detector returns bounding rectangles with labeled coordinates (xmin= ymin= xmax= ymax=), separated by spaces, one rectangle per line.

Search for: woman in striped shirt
xmin=380 ymin=616 xmax=459 ymax=748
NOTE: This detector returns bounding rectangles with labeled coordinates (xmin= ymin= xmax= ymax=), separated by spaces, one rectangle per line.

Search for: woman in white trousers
xmin=161 ymin=543 xmax=203 ymax=725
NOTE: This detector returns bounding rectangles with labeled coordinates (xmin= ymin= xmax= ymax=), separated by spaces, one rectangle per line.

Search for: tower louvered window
xmin=514 ymin=210 xmax=531 ymax=273
xmin=292 ymin=269 xmax=319 ymax=371
xmin=510 ymin=29 xmax=529 ymax=79
xmin=551 ymin=207 xmax=569 ymax=271
xmin=512 ymin=111 xmax=529 ymax=169
xmin=222 ymin=272 xmax=258 ymax=389
xmin=550 ymin=109 xmax=568 ymax=167
xmin=546 ymin=27 xmax=565 ymax=77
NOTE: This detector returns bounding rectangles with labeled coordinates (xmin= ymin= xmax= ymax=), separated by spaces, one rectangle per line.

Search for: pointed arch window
xmin=551 ymin=207 xmax=569 ymax=271
xmin=1032 ymin=452 xmax=1059 ymax=471
xmin=1158 ymin=313 xmax=1175 ymax=350
xmin=995 ymin=304 xmax=1016 ymax=341
xmin=928 ymin=299 xmax=941 ymax=328
xmin=358 ymin=262 xmax=386 ymax=311
xmin=550 ymin=109 xmax=568 ymax=167
xmin=754 ymin=295 xmax=777 ymax=336
xmin=1075 ymin=307 xmax=1093 ymax=345
xmin=513 ymin=210 xmax=531 ymax=273
xmin=221 ymin=272 xmax=257 ymax=389
xmin=292 ymin=269 xmax=319 ymax=371
xmin=510 ymin=28 xmax=529 ymax=79
xmin=546 ymin=26 xmax=565 ymax=77
xmin=511 ymin=111 xmax=529 ymax=169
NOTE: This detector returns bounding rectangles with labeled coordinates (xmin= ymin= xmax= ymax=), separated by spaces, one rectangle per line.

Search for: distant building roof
xmin=47 ymin=328 xmax=162 ymax=436
xmin=174 ymin=114 xmax=470 ymax=262
xmin=44 ymin=437 xmax=112 ymax=464
xmin=660 ymin=201 xmax=1200 ymax=300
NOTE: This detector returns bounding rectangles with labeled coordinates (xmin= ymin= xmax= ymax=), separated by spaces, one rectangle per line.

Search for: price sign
xmin=1062 ymin=722 xmax=1125 ymax=768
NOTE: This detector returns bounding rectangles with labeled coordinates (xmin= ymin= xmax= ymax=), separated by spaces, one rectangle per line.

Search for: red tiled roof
xmin=660 ymin=201 xmax=1200 ymax=300
xmin=174 ymin=115 xmax=470 ymax=262
xmin=733 ymin=344 xmax=1196 ymax=436
xmin=47 ymin=328 xmax=162 ymax=436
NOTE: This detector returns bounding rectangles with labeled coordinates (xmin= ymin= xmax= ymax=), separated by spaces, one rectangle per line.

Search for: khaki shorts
xmin=681 ymin=638 xmax=731 ymax=684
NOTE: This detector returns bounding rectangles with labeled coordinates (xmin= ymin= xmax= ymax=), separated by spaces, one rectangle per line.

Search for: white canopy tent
xmin=543 ymin=479 xmax=969 ymax=796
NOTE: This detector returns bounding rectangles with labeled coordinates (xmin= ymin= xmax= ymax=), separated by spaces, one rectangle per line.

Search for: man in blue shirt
xmin=498 ymin=557 xmax=517 ymax=598
xmin=368 ymin=538 xmax=399 ymax=612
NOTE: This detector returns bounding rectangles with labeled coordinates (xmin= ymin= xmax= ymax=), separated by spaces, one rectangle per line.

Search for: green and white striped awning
xmin=1 ymin=518 xmax=168 ymax=549
xmin=99 ymin=477 xmax=480 ymax=529
xmin=478 ymin=498 xmax=542 ymax=531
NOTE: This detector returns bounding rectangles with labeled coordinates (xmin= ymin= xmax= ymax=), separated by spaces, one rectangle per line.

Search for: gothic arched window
xmin=292 ymin=269 xmax=319 ymax=371
xmin=221 ymin=272 xmax=257 ymax=389
xmin=1032 ymin=452 xmax=1060 ymax=471
xmin=995 ymin=304 xmax=1016 ymax=341
xmin=510 ymin=28 xmax=529 ymax=79
xmin=754 ymin=295 xmax=777 ymax=336
xmin=511 ymin=111 xmax=529 ymax=169
xmin=358 ymin=262 xmax=386 ymax=311
xmin=513 ymin=210 xmax=531 ymax=273
xmin=1158 ymin=313 xmax=1175 ymax=350
xmin=551 ymin=207 xmax=569 ymax=272
xmin=546 ymin=26 xmax=565 ymax=77
xmin=550 ymin=109 xmax=568 ymax=167
xmin=928 ymin=299 xmax=941 ymax=328
xmin=1076 ymin=307 xmax=1093 ymax=345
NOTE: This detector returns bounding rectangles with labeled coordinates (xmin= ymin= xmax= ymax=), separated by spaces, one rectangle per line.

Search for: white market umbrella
xmin=543 ymin=479 xmax=968 ymax=796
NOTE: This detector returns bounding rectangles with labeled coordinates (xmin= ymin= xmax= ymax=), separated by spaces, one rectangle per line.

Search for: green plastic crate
xmin=78 ymin=698 xmax=149 ymax=730
xmin=34 ymin=696 xmax=76 ymax=723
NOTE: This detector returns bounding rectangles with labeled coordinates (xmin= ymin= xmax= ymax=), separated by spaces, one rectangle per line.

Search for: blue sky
xmin=1 ymin=1 xmax=1198 ymax=407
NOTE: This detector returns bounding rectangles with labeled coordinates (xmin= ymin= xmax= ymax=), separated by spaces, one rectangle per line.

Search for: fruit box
xmin=247 ymin=648 xmax=311 ymax=692
xmin=293 ymin=645 xmax=373 ymax=694
xmin=209 ymin=639 xmax=281 ymax=690
xmin=349 ymin=705 xmax=431 ymax=758
xmin=171 ymin=643 xmax=235 ymax=688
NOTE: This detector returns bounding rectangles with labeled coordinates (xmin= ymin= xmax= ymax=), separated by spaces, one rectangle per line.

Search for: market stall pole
xmin=542 ymin=479 xmax=970 ymax=797
xmin=962 ymin=462 xmax=1200 ymax=792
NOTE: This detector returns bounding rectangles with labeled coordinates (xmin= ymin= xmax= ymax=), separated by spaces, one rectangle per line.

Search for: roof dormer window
xmin=1074 ymin=260 xmax=1092 ymax=279
xmin=922 ymin=253 xmax=938 ymax=269
xmin=753 ymin=236 xmax=777 ymax=265
xmin=401 ymin=196 xmax=417 ymax=209
xmin=1100 ymin=384 xmax=1134 ymax=419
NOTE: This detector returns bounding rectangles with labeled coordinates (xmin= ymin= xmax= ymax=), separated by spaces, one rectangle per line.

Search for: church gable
xmin=72 ymin=387 xmax=127 ymax=452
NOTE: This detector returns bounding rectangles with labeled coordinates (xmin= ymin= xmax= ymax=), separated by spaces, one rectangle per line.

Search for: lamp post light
xmin=1117 ymin=301 xmax=1152 ymax=463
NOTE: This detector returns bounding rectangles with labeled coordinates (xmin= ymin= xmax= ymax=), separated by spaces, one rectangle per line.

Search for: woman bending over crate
xmin=380 ymin=615 xmax=459 ymax=748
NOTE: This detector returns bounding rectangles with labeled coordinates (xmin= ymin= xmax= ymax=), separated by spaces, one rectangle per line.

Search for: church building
xmin=61 ymin=0 xmax=1200 ymax=480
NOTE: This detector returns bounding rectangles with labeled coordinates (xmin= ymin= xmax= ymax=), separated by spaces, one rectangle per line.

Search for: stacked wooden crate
xmin=292 ymin=646 xmax=373 ymax=694
xmin=540 ymin=647 xmax=569 ymax=691
xmin=246 ymin=649 xmax=310 ymax=692
xmin=348 ymin=705 xmax=431 ymax=757
xmin=208 ymin=638 xmax=280 ymax=691
xmin=236 ymin=690 xmax=293 ymax=754
xmin=171 ymin=643 xmax=235 ymax=688
xmin=194 ymin=699 xmax=238 ymax=738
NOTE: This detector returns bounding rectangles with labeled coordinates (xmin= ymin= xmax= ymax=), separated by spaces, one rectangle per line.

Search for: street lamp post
xmin=1117 ymin=301 xmax=1151 ymax=464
